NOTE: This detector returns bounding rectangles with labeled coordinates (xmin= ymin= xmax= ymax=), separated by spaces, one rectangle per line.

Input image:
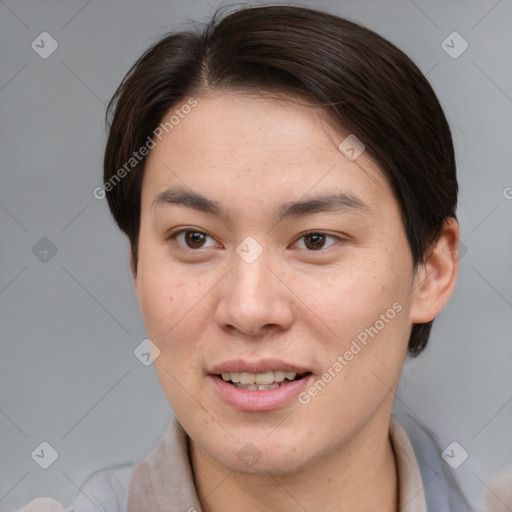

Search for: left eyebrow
xmin=275 ymin=191 xmax=373 ymax=221
xmin=151 ymin=186 xmax=372 ymax=221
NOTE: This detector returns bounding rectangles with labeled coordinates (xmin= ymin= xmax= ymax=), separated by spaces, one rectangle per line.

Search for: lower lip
xmin=209 ymin=374 xmax=312 ymax=411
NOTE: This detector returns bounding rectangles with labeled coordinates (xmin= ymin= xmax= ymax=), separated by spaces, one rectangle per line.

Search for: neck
xmin=190 ymin=410 xmax=398 ymax=512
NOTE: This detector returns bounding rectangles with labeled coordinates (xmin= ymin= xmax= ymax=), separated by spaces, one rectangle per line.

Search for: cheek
xmin=135 ymin=262 xmax=220 ymax=387
xmin=135 ymin=250 xmax=206 ymax=341
xmin=135 ymin=264 xmax=211 ymax=405
xmin=136 ymin=271 xmax=178 ymax=339
xmin=295 ymin=256 xmax=405 ymax=337
xmin=291 ymin=253 xmax=411 ymax=400
xmin=294 ymin=271 xmax=409 ymax=433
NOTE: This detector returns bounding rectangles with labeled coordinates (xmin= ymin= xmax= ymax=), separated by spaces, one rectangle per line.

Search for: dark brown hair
xmin=103 ymin=4 xmax=457 ymax=357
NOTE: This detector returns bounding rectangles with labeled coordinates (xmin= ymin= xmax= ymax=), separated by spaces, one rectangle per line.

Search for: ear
xmin=409 ymin=217 xmax=460 ymax=324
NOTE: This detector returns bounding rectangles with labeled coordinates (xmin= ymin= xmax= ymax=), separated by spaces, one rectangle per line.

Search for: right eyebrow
xmin=151 ymin=187 xmax=228 ymax=221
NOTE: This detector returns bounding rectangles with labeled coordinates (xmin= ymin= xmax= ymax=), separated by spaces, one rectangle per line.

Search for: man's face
xmin=134 ymin=91 xmax=417 ymax=474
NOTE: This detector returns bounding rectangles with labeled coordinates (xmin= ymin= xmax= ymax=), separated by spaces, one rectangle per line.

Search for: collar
xmin=389 ymin=415 xmax=427 ymax=511
xmin=126 ymin=415 xmax=427 ymax=512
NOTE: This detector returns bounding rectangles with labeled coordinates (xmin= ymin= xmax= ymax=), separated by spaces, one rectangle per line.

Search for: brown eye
xmin=294 ymin=232 xmax=340 ymax=251
xmin=167 ymin=229 xmax=217 ymax=250
xmin=304 ymin=233 xmax=326 ymax=250
xmin=184 ymin=231 xmax=207 ymax=248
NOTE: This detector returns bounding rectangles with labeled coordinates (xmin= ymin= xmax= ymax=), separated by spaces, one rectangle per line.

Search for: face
xmin=133 ymin=91 xmax=419 ymax=475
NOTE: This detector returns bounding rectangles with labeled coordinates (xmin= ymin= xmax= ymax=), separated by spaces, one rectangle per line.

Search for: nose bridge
xmin=231 ymin=244 xmax=274 ymax=305
xmin=216 ymin=241 xmax=293 ymax=335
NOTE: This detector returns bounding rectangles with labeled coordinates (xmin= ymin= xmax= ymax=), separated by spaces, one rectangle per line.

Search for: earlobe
xmin=409 ymin=218 xmax=460 ymax=324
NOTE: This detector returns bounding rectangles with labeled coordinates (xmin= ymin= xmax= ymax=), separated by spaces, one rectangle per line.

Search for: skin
xmin=131 ymin=91 xmax=459 ymax=512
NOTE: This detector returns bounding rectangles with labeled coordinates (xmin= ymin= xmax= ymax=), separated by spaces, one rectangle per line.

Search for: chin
xmin=222 ymin=449 xmax=313 ymax=477
xmin=202 ymin=429 xmax=317 ymax=476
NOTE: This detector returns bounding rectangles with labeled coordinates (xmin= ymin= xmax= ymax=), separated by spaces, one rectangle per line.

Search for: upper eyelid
xmin=292 ymin=232 xmax=341 ymax=249
xmin=167 ymin=228 xmax=218 ymax=244
xmin=296 ymin=230 xmax=341 ymax=239
xmin=166 ymin=227 xmax=210 ymax=239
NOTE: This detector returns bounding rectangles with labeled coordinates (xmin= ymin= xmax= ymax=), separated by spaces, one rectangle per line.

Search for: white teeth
xmin=255 ymin=371 xmax=274 ymax=385
xmin=220 ymin=370 xmax=300 ymax=386
xmin=259 ymin=383 xmax=279 ymax=390
xmin=233 ymin=383 xmax=280 ymax=390
xmin=239 ymin=373 xmax=255 ymax=385
xmin=273 ymin=370 xmax=286 ymax=382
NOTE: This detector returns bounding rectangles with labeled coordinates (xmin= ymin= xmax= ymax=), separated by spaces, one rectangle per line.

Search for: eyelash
xmin=165 ymin=229 xmax=343 ymax=252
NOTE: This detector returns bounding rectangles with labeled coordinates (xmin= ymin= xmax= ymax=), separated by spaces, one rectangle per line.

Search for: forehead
xmin=141 ymin=92 xmax=393 ymax=210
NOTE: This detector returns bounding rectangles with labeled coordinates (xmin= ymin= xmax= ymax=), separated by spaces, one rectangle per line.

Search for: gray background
xmin=1 ymin=0 xmax=511 ymax=511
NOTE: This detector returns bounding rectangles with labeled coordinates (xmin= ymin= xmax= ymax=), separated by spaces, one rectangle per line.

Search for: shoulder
xmin=16 ymin=497 xmax=72 ymax=512
xmin=69 ymin=464 xmax=135 ymax=512
xmin=15 ymin=465 xmax=135 ymax=512
xmin=394 ymin=411 xmax=473 ymax=512
xmin=17 ymin=415 xmax=475 ymax=512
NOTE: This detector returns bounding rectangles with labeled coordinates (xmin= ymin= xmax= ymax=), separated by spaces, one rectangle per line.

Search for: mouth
xmin=216 ymin=370 xmax=312 ymax=391
xmin=209 ymin=362 xmax=314 ymax=411
xmin=208 ymin=359 xmax=313 ymax=411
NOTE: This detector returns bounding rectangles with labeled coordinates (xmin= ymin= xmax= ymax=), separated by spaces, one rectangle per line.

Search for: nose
xmin=215 ymin=248 xmax=294 ymax=338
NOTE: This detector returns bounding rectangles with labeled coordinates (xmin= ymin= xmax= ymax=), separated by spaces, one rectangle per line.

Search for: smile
xmin=219 ymin=371 xmax=310 ymax=390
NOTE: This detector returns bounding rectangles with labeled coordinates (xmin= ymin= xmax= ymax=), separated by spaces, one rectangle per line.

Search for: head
xmin=103 ymin=5 xmax=459 ymax=474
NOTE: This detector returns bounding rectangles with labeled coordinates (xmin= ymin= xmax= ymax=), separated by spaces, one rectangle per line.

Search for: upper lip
xmin=209 ymin=358 xmax=311 ymax=375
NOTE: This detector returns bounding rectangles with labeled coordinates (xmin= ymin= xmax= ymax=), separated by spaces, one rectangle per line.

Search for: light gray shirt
xmin=18 ymin=413 xmax=472 ymax=512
